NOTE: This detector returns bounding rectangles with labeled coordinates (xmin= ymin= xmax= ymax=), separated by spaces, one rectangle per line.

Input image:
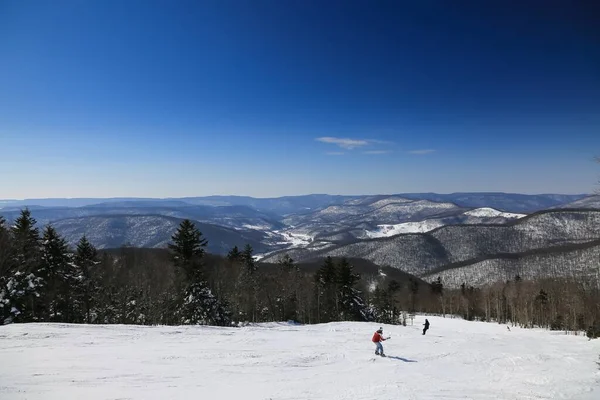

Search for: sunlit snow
xmin=1 ymin=316 xmax=598 ymax=399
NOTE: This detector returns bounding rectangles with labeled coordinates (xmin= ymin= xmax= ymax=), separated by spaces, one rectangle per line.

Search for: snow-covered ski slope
xmin=1 ymin=315 xmax=598 ymax=399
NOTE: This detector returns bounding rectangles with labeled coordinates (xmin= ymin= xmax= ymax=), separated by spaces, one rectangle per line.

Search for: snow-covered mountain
xmin=2 ymin=194 xmax=598 ymax=285
xmin=262 ymin=210 xmax=600 ymax=278
xmin=421 ymin=239 xmax=600 ymax=288
xmin=363 ymin=207 xmax=526 ymax=238
xmin=398 ymin=192 xmax=587 ymax=212
xmin=281 ymin=196 xmax=469 ymax=239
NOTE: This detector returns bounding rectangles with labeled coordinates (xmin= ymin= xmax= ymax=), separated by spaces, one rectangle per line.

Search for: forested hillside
xmin=1 ymin=209 xmax=598 ymax=338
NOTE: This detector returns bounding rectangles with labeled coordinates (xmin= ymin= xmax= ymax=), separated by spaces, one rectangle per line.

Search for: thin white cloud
xmin=325 ymin=151 xmax=345 ymax=156
xmin=316 ymin=137 xmax=370 ymax=149
xmin=369 ymin=139 xmax=395 ymax=145
xmin=364 ymin=150 xmax=391 ymax=155
xmin=409 ymin=149 xmax=436 ymax=155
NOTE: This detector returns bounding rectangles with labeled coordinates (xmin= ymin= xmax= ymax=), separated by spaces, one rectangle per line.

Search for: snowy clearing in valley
xmin=365 ymin=220 xmax=445 ymax=237
xmin=1 ymin=315 xmax=599 ymax=399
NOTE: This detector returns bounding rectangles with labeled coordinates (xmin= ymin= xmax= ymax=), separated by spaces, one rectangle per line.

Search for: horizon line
xmin=0 ymin=191 xmax=591 ymax=202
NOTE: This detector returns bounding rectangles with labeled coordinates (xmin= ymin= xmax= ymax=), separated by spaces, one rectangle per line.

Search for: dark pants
xmin=422 ymin=327 xmax=429 ymax=335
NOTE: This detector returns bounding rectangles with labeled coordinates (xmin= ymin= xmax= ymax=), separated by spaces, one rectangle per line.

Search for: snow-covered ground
xmin=274 ymin=230 xmax=314 ymax=247
xmin=364 ymin=207 xmax=527 ymax=238
xmin=463 ymin=207 xmax=526 ymax=219
xmin=365 ymin=220 xmax=446 ymax=238
xmin=1 ymin=316 xmax=599 ymax=399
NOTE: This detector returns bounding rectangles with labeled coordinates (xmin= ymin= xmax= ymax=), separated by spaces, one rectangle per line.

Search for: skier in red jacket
xmin=372 ymin=327 xmax=388 ymax=357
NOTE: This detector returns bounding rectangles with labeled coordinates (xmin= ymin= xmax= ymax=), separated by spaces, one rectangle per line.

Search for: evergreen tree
xmin=431 ymin=277 xmax=443 ymax=295
xmin=0 ymin=216 xmax=16 ymax=324
xmin=409 ymin=277 xmax=420 ymax=313
xmin=11 ymin=209 xmax=41 ymax=273
xmin=371 ymin=287 xmax=394 ymax=324
xmin=168 ymin=220 xmax=230 ymax=325
xmin=168 ymin=219 xmax=207 ymax=282
xmin=369 ymin=279 xmax=404 ymax=325
xmin=74 ymin=236 xmax=100 ymax=323
xmin=277 ymin=254 xmax=297 ymax=271
xmin=274 ymin=254 xmax=300 ymax=321
xmin=7 ymin=209 xmax=44 ymax=322
xmin=336 ymin=258 xmax=369 ymax=321
xmin=41 ymin=225 xmax=73 ymax=321
xmin=241 ymin=244 xmax=257 ymax=274
xmin=314 ymin=256 xmax=338 ymax=322
xmin=227 ymin=245 xmax=243 ymax=263
xmin=236 ymin=244 xmax=260 ymax=322
xmin=180 ymin=281 xmax=231 ymax=325
xmin=0 ymin=217 xmax=19 ymax=325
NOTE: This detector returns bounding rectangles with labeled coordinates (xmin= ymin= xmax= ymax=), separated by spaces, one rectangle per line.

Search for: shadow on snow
xmin=386 ymin=356 xmax=418 ymax=362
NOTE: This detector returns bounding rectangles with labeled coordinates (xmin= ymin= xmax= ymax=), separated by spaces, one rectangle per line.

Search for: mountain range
xmin=1 ymin=192 xmax=599 ymax=288
xmin=0 ymin=192 xmax=587 ymax=214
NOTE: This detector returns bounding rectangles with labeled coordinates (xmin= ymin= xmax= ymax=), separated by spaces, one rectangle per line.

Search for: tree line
xmin=0 ymin=210 xmax=379 ymax=326
xmin=1 ymin=209 xmax=598 ymax=339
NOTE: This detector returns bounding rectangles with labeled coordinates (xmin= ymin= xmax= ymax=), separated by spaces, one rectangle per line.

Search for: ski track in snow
xmin=1 ymin=316 xmax=599 ymax=399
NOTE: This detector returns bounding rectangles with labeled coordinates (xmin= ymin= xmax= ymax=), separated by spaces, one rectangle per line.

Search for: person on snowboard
xmin=372 ymin=327 xmax=388 ymax=356
xmin=422 ymin=319 xmax=430 ymax=335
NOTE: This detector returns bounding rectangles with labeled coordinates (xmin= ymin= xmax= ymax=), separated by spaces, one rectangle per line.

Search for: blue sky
xmin=1 ymin=0 xmax=599 ymax=198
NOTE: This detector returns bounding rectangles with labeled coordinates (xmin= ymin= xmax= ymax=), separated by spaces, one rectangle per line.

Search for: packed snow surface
xmin=1 ymin=316 xmax=599 ymax=399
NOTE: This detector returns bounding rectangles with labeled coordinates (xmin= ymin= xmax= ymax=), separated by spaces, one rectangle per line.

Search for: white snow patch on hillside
xmin=365 ymin=220 xmax=445 ymax=237
xmin=1 ymin=316 xmax=598 ymax=399
xmin=367 ymin=197 xmax=413 ymax=208
xmin=241 ymin=224 xmax=272 ymax=231
xmin=275 ymin=231 xmax=314 ymax=247
xmin=464 ymin=207 xmax=526 ymax=219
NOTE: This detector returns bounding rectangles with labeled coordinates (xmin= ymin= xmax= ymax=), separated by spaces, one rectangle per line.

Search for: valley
xmin=1 ymin=192 xmax=599 ymax=289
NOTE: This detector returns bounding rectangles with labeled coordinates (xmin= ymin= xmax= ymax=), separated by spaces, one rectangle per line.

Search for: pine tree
xmin=168 ymin=219 xmax=208 ymax=281
xmin=409 ymin=277 xmax=420 ymax=313
xmin=277 ymin=254 xmax=297 ymax=271
xmin=336 ymin=258 xmax=369 ymax=321
xmin=74 ymin=236 xmax=100 ymax=323
xmin=314 ymin=256 xmax=338 ymax=322
xmin=7 ymin=209 xmax=44 ymax=322
xmin=227 ymin=245 xmax=243 ymax=263
xmin=0 ymin=216 xmax=16 ymax=324
xmin=41 ymin=225 xmax=73 ymax=321
xmin=274 ymin=254 xmax=300 ymax=321
xmin=242 ymin=244 xmax=257 ymax=274
xmin=370 ymin=287 xmax=393 ymax=324
xmin=236 ymin=244 xmax=260 ymax=322
xmin=11 ymin=209 xmax=41 ymax=272
xmin=168 ymin=220 xmax=230 ymax=325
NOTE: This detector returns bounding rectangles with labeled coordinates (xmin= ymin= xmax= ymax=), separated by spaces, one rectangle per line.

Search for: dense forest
xmin=1 ymin=209 xmax=598 ymax=339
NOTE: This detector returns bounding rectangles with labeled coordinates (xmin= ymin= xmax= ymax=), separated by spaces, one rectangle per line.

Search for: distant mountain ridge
xmin=1 ymin=192 xmax=586 ymax=214
xmin=1 ymin=193 xmax=596 ymax=284
xmin=49 ymin=214 xmax=286 ymax=254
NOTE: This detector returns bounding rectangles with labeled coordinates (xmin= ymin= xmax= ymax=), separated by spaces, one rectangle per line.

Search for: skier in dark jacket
xmin=422 ymin=319 xmax=430 ymax=335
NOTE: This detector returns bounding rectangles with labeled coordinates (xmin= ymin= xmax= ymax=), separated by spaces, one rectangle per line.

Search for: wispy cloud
xmin=364 ymin=150 xmax=391 ymax=155
xmin=369 ymin=139 xmax=395 ymax=145
xmin=316 ymin=137 xmax=370 ymax=149
xmin=325 ymin=151 xmax=345 ymax=156
xmin=409 ymin=149 xmax=436 ymax=155
xmin=315 ymin=136 xmax=393 ymax=154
